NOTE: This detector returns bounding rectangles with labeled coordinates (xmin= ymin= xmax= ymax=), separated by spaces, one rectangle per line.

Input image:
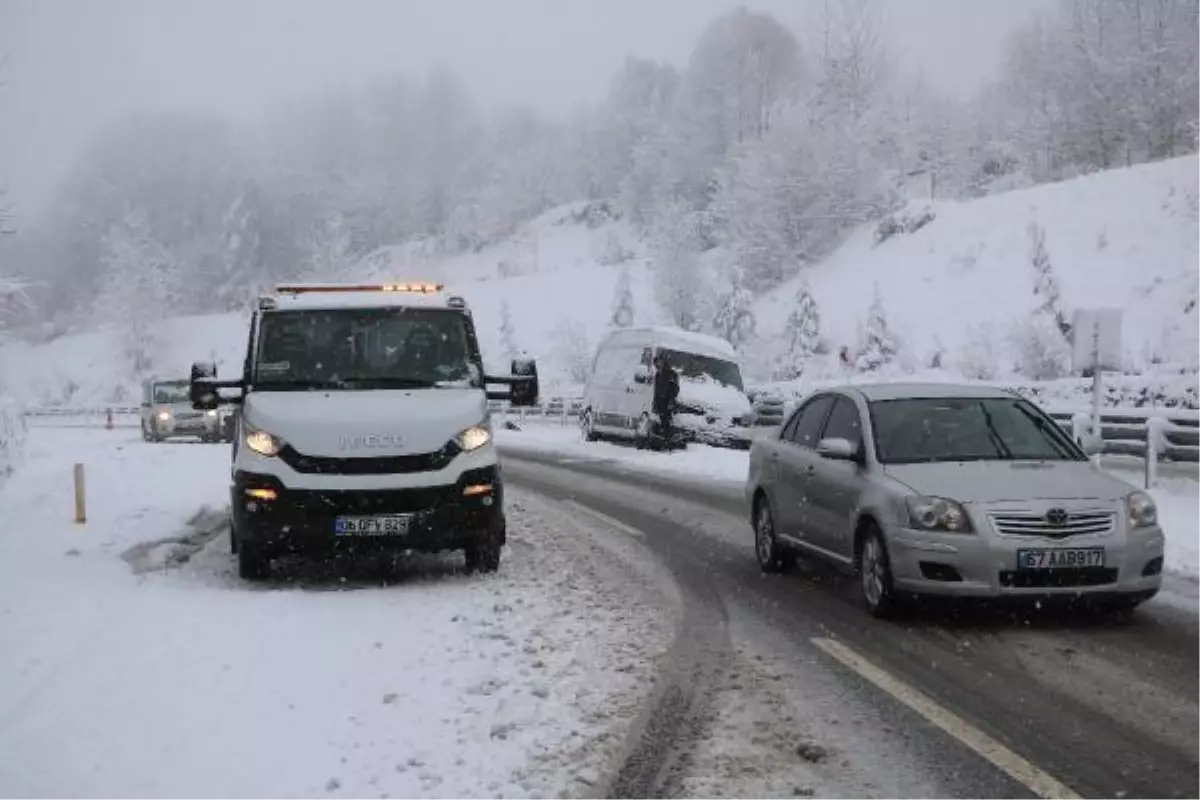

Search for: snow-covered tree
xmin=93 ymin=208 xmax=181 ymax=376
xmin=1028 ymin=221 xmax=1070 ymax=338
xmin=855 ymin=287 xmax=899 ymax=372
xmin=1011 ymin=310 xmax=1071 ymax=380
xmin=498 ymin=300 xmax=520 ymax=360
xmin=610 ymin=268 xmax=635 ymax=328
xmin=551 ymin=317 xmax=593 ymax=384
xmin=711 ymin=266 xmax=757 ymax=347
xmin=651 ymin=197 xmax=708 ymax=331
xmin=299 ymin=213 xmax=356 ymax=282
xmin=956 ymin=322 xmax=1000 ymax=380
xmin=787 ymin=281 xmax=825 ymax=362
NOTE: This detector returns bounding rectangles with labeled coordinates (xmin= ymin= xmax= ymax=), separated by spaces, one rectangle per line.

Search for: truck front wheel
xmin=464 ymin=520 xmax=503 ymax=574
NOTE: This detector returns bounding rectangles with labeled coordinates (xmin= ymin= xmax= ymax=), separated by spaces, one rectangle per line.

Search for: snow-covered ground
xmin=0 ymin=426 xmax=676 ymax=798
xmin=496 ymin=420 xmax=1200 ymax=584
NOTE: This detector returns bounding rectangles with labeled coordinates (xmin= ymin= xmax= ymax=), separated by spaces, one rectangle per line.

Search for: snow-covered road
xmin=0 ymin=428 xmax=676 ymax=798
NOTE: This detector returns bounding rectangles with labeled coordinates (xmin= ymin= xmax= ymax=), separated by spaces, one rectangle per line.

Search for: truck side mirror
xmin=190 ymin=361 xmax=219 ymax=410
xmin=509 ymin=358 xmax=539 ymax=407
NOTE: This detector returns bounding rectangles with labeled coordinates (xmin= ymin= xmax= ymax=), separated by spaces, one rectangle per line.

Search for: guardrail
xmin=23 ymin=399 xmax=591 ymax=429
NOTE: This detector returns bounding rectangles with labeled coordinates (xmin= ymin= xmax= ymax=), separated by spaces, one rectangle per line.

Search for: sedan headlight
xmin=244 ymin=422 xmax=285 ymax=458
xmin=1126 ymin=491 xmax=1158 ymax=529
xmin=456 ymin=422 xmax=492 ymax=452
xmin=906 ymin=496 xmax=973 ymax=533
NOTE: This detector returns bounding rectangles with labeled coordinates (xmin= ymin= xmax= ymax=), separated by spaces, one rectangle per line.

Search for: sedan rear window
xmin=868 ymin=397 xmax=1086 ymax=465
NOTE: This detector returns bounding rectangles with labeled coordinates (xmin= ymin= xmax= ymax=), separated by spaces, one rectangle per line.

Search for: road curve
xmin=502 ymin=447 xmax=1199 ymax=800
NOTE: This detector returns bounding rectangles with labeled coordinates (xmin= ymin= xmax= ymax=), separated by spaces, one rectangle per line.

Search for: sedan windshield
xmin=253 ymin=307 xmax=480 ymax=390
xmin=869 ymin=396 xmax=1086 ymax=464
xmin=153 ymin=381 xmax=189 ymax=403
xmin=659 ymin=349 xmax=744 ymax=391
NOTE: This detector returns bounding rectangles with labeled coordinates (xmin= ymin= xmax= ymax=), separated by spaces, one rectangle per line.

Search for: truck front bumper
xmin=231 ymin=465 xmax=504 ymax=555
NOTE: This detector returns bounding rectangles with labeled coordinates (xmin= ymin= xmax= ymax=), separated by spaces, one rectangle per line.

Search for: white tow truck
xmin=188 ymin=282 xmax=539 ymax=580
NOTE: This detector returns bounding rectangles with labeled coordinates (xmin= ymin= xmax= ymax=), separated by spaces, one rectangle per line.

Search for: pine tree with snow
xmin=785 ymin=280 xmax=821 ymax=359
xmin=855 ymin=287 xmax=899 ymax=372
xmin=499 ymin=300 xmax=520 ymax=361
xmin=712 ymin=267 xmax=756 ymax=348
xmin=610 ymin=269 xmax=635 ymax=328
xmin=1028 ymin=222 xmax=1070 ymax=338
xmin=93 ymin=208 xmax=181 ymax=376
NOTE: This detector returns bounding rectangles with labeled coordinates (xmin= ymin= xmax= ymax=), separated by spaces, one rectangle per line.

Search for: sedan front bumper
xmin=885 ymin=510 xmax=1164 ymax=601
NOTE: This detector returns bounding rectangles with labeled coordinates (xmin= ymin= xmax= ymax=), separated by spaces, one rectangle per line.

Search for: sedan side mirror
xmin=816 ymin=437 xmax=859 ymax=462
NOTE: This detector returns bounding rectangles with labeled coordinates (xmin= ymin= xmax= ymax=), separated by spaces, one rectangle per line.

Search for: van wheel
xmin=581 ymin=409 xmax=599 ymax=442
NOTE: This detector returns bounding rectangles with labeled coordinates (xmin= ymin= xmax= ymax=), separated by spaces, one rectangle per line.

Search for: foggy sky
xmin=3 ymin=0 xmax=1051 ymax=218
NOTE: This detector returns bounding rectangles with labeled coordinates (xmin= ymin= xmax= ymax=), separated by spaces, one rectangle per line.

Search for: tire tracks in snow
xmin=119 ymin=506 xmax=228 ymax=574
xmin=503 ymin=460 xmax=735 ymax=799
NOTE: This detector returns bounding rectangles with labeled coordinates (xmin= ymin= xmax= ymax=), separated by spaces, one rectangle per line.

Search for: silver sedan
xmin=745 ymin=382 xmax=1164 ymax=617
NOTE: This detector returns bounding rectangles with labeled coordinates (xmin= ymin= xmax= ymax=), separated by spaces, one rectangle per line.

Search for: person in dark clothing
xmin=652 ymin=352 xmax=680 ymax=447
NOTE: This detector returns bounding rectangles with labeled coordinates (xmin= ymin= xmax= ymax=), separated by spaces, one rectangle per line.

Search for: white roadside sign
xmin=1071 ymin=307 xmax=1123 ymax=373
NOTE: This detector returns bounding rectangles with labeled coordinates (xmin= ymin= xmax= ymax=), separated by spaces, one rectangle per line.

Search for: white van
xmin=580 ymin=326 xmax=755 ymax=449
xmin=188 ymin=282 xmax=539 ymax=580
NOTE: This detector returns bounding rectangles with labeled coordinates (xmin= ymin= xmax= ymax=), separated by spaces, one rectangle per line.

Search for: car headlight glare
xmin=245 ymin=425 xmax=284 ymax=457
xmin=1126 ymin=491 xmax=1158 ymax=529
xmin=906 ymin=496 xmax=973 ymax=533
xmin=456 ymin=424 xmax=492 ymax=452
xmin=156 ymin=410 xmax=171 ymax=421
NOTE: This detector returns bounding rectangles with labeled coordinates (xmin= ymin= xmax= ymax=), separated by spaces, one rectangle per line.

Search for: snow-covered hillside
xmin=2 ymin=157 xmax=1196 ymax=407
xmin=753 ymin=154 xmax=1200 ymax=383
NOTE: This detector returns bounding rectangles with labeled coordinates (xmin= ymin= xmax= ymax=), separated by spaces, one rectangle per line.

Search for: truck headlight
xmin=906 ymin=496 xmax=973 ymax=533
xmin=245 ymin=422 xmax=285 ymax=457
xmin=1126 ymin=491 xmax=1158 ymax=529
xmin=156 ymin=409 xmax=171 ymax=422
xmin=456 ymin=423 xmax=492 ymax=452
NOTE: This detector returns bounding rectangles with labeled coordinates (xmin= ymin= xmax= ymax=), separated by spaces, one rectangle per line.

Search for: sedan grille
xmin=988 ymin=510 xmax=1116 ymax=538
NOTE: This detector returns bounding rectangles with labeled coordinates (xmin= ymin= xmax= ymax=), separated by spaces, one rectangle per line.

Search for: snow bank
xmin=0 ymin=427 xmax=675 ymax=798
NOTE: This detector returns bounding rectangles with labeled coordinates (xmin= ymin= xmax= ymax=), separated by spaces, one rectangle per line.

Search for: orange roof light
xmin=275 ymin=282 xmax=444 ymax=295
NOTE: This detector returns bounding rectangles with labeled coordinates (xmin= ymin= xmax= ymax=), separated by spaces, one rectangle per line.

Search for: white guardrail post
xmin=1070 ymin=412 xmax=1100 ymax=465
xmin=1144 ymin=416 xmax=1168 ymax=489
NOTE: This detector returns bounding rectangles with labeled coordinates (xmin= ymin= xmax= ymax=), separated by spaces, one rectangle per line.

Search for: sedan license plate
xmin=1017 ymin=547 xmax=1105 ymax=569
xmin=334 ymin=515 xmax=412 ymax=537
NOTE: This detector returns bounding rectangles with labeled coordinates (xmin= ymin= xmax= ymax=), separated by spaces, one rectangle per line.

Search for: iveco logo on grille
xmin=339 ymin=433 xmax=404 ymax=450
xmin=1045 ymin=508 xmax=1070 ymax=527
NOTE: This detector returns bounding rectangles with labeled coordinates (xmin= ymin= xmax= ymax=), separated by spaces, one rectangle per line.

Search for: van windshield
xmin=659 ymin=348 xmax=744 ymax=391
xmin=253 ymin=307 xmax=481 ymax=391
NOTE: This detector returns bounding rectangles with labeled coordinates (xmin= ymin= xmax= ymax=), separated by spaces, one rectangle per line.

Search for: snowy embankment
xmin=496 ymin=421 xmax=1200 ymax=584
xmin=0 ymin=426 xmax=676 ymax=798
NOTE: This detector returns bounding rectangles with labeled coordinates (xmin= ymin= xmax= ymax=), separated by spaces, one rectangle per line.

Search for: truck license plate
xmin=1016 ymin=547 xmax=1105 ymax=569
xmin=334 ymin=515 xmax=412 ymax=537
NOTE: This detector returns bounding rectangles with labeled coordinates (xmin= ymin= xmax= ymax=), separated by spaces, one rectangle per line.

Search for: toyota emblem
xmin=1045 ymin=508 xmax=1069 ymax=527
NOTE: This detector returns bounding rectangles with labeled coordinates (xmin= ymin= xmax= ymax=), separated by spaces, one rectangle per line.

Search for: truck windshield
xmin=658 ymin=348 xmax=744 ymax=391
xmin=253 ymin=307 xmax=480 ymax=390
xmin=153 ymin=381 xmax=190 ymax=403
